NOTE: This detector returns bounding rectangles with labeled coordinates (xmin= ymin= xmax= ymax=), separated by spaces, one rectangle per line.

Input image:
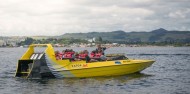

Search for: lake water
xmin=0 ymin=47 xmax=190 ymax=94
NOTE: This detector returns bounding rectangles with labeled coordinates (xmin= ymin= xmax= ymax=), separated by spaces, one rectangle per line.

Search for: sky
xmin=0 ymin=0 xmax=190 ymax=36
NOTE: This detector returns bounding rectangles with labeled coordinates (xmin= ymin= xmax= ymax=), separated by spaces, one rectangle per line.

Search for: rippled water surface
xmin=0 ymin=47 xmax=190 ymax=94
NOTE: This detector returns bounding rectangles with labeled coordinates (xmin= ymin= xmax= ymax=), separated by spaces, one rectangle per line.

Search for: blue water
xmin=0 ymin=47 xmax=190 ymax=94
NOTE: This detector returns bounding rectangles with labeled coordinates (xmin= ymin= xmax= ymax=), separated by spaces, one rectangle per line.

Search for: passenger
xmin=55 ymin=51 xmax=61 ymax=60
xmin=79 ymin=50 xmax=90 ymax=63
xmin=74 ymin=52 xmax=80 ymax=61
xmin=90 ymin=50 xmax=96 ymax=58
xmin=89 ymin=51 xmax=98 ymax=62
xmin=63 ymin=49 xmax=75 ymax=61
xmin=79 ymin=50 xmax=85 ymax=59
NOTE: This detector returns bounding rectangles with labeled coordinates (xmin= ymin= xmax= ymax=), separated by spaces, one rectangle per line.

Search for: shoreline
xmin=0 ymin=45 xmax=189 ymax=48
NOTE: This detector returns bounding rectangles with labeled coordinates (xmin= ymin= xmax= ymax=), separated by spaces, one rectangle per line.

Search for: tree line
xmin=17 ymin=37 xmax=190 ymax=47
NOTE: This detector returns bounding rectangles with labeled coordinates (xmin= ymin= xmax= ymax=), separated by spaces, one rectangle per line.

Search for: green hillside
xmin=60 ymin=28 xmax=190 ymax=43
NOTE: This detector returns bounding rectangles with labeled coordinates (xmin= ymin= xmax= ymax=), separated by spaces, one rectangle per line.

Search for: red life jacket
xmin=55 ymin=53 xmax=62 ymax=60
xmin=90 ymin=52 xmax=102 ymax=59
xmin=95 ymin=53 xmax=102 ymax=58
xmin=90 ymin=52 xmax=95 ymax=58
xmin=59 ymin=53 xmax=63 ymax=58
xmin=75 ymin=54 xmax=79 ymax=59
xmin=64 ymin=52 xmax=74 ymax=58
xmin=79 ymin=53 xmax=88 ymax=59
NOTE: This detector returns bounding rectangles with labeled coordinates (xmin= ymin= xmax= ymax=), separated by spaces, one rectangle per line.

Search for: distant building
xmin=88 ymin=39 xmax=93 ymax=42
xmin=112 ymin=43 xmax=118 ymax=45
xmin=92 ymin=37 xmax=96 ymax=42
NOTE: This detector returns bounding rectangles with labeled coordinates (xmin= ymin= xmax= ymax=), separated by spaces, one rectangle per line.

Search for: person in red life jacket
xmin=90 ymin=50 xmax=96 ymax=58
xmin=55 ymin=51 xmax=61 ymax=60
xmin=63 ymin=50 xmax=75 ymax=61
xmin=74 ymin=52 xmax=80 ymax=61
xmin=79 ymin=50 xmax=86 ymax=59
xmin=89 ymin=50 xmax=99 ymax=62
xmin=96 ymin=49 xmax=102 ymax=57
xmin=79 ymin=50 xmax=90 ymax=63
xmin=65 ymin=52 xmax=73 ymax=58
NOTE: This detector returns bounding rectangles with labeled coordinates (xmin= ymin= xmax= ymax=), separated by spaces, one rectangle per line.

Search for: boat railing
xmin=20 ymin=44 xmax=56 ymax=60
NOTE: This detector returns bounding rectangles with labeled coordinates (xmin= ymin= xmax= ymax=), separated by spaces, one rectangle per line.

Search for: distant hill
xmin=59 ymin=28 xmax=190 ymax=43
xmin=1 ymin=28 xmax=190 ymax=46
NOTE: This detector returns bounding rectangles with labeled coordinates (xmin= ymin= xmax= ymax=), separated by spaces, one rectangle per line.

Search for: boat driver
xmin=96 ymin=44 xmax=107 ymax=55
xmin=95 ymin=44 xmax=110 ymax=61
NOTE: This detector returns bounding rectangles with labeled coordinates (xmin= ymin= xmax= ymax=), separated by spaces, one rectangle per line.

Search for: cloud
xmin=0 ymin=0 xmax=189 ymax=36
xmin=168 ymin=9 xmax=190 ymax=19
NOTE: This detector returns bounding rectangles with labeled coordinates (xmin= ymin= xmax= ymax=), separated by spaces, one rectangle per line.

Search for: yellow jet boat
xmin=15 ymin=44 xmax=155 ymax=79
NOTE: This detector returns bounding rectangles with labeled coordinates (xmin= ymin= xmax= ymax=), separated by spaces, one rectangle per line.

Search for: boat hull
xmin=56 ymin=60 xmax=154 ymax=78
xmin=15 ymin=44 xmax=155 ymax=79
